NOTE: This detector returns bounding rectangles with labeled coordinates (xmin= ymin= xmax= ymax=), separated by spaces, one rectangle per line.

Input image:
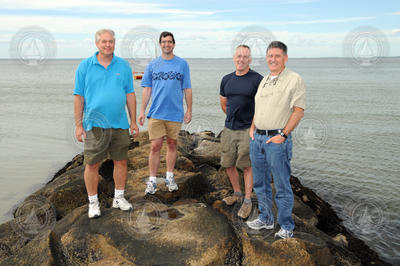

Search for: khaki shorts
xmin=148 ymin=118 xmax=182 ymax=140
xmin=84 ymin=127 xmax=130 ymax=165
xmin=220 ymin=127 xmax=251 ymax=170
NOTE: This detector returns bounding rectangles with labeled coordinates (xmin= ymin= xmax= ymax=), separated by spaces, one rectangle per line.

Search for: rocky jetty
xmin=0 ymin=131 xmax=389 ymax=265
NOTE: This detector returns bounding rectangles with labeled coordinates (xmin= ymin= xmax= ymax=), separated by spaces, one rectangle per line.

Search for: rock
xmin=302 ymin=195 xmax=309 ymax=202
xmin=242 ymin=236 xmax=331 ymax=266
xmin=0 ymin=230 xmax=72 ymax=265
xmin=333 ymin=233 xmax=348 ymax=247
xmin=178 ymin=131 xmax=221 ymax=167
xmin=52 ymin=200 xmax=235 ymax=265
xmin=29 ymin=165 xmax=114 ymax=220
xmin=175 ymin=156 xmax=195 ymax=172
xmin=0 ymin=131 xmax=389 ymax=265
xmin=192 ymin=139 xmax=221 ymax=165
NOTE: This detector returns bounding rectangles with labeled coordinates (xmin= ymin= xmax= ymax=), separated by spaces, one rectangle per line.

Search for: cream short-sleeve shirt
xmin=254 ymin=68 xmax=305 ymax=130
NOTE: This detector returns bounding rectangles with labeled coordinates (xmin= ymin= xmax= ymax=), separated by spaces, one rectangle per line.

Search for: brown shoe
xmin=222 ymin=194 xmax=241 ymax=206
xmin=237 ymin=201 xmax=252 ymax=219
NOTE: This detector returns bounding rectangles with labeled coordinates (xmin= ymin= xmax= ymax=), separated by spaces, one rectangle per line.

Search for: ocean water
xmin=0 ymin=58 xmax=399 ymax=264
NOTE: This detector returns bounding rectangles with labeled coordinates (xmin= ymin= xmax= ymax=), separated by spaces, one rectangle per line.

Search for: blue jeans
xmin=249 ymin=132 xmax=294 ymax=231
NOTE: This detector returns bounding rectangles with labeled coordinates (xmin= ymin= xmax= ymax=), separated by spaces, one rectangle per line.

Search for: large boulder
xmin=53 ymin=200 xmax=235 ymax=265
xmin=0 ymin=131 xmax=387 ymax=265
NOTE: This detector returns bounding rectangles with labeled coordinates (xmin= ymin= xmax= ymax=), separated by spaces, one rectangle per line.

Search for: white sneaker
xmin=145 ymin=181 xmax=157 ymax=194
xmin=275 ymin=228 xmax=293 ymax=239
xmin=88 ymin=201 xmax=101 ymax=218
xmin=165 ymin=176 xmax=178 ymax=192
xmin=246 ymin=218 xmax=274 ymax=230
xmin=112 ymin=197 xmax=133 ymax=211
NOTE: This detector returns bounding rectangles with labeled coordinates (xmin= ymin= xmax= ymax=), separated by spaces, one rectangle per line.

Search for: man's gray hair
xmin=95 ymin=29 xmax=115 ymax=43
xmin=236 ymin=44 xmax=251 ymax=56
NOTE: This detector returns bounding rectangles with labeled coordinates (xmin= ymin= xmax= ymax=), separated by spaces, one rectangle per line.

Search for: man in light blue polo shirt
xmin=138 ymin=31 xmax=192 ymax=194
xmin=74 ymin=29 xmax=139 ymax=218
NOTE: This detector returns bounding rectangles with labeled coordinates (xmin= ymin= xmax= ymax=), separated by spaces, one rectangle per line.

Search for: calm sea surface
xmin=0 ymin=58 xmax=399 ymax=264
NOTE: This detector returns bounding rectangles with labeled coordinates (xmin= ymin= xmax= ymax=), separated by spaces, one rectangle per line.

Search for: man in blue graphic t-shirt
xmin=74 ymin=29 xmax=139 ymax=219
xmin=220 ymin=45 xmax=263 ymax=219
xmin=139 ymin=31 xmax=192 ymax=194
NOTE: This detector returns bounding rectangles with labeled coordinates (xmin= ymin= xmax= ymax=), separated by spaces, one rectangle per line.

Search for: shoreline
xmin=0 ymin=131 xmax=390 ymax=265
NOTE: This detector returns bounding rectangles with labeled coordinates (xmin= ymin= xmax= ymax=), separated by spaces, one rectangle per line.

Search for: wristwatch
xmin=278 ymin=129 xmax=288 ymax=139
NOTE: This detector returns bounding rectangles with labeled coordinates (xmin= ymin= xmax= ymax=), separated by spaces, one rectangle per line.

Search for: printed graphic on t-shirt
xmin=152 ymin=71 xmax=183 ymax=81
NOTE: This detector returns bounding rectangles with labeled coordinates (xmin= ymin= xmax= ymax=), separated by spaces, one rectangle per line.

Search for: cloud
xmin=0 ymin=0 xmax=216 ymax=16
xmin=393 ymin=29 xmax=400 ymax=35
xmin=390 ymin=11 xmax=400 ymax=15
xmin=266 ymin=16 xmax=375 ymax=25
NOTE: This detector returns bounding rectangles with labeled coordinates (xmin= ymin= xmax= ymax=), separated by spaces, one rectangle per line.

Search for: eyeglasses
xmin=263 ymin=75 xmax=279 ymax=87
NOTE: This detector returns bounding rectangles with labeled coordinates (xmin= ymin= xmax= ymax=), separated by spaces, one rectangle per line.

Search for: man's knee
xmin=243 ymin=167 xmax=252 ymax=175
xmin=166 ymin=137 xmax=177 ymax=149
xmin=113 ymin=160 xmax=127 ymax=167
xmin=151 ymin=139 xmax=163 ymax=153
xmin=86 ymin=162 xmax=101 ymax=171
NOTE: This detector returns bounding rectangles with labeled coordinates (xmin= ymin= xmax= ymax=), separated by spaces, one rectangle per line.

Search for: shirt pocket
xmin=271 ymin=85 xmax=293 ymax=107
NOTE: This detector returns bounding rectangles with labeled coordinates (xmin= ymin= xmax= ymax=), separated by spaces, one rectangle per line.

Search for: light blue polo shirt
xmin=141 ymin=56 xmax=191 ymax=123
xmin=74 ymin=52 xmax=134 ymax=131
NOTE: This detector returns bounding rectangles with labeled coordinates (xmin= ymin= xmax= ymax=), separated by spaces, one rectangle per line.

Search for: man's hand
xmin=266 ymin=135 xmax=285 ymax=144
xmin=184 ymin=111 xmax=192 ymax=124
xmin=138 ymin=112 xmax=145 ymax=126
xmin=249 ymin=127 xmax=255 ymax=140
xmin=75 ymin=125 xmax=86 ymax=142
xmin=130 ymin=123 xmax=139 ymax=137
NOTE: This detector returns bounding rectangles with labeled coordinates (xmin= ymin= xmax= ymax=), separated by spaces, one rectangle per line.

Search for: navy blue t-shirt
xmin=220 ymin=69 xmax=263 ymax=130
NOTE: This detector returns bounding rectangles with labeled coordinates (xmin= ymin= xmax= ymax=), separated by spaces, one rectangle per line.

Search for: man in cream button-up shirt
xmin=246 ymin=41 xmax=305 ymax=239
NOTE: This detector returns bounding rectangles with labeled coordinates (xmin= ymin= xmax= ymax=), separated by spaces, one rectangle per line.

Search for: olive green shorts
xmin=220 ymin=127 xmax=251 ymax=170
xmin=148 ymin=118 xmax=182 ymax=140
xmin=84 ymin=127 xmax=130 ymax=165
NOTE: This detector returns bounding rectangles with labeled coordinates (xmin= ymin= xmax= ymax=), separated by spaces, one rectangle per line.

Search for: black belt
xmin=256 ymin=129 xmax=280 ymax=136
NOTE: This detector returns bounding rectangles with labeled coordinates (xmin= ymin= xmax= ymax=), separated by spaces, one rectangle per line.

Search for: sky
xmin=0 ymin=0 xmax=399 ymax=58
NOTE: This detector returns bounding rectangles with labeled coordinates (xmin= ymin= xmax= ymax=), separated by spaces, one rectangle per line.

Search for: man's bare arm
xmin=220 ymin=95 xmax=227 ymax=114
xmin=282 ymin=106 xmax=304 ymax=135
xmin=267 ymin=106 xmax=304 ymax=144
xmin=184 ymin=88 xmax=192 ymax=124
xmin=126 ymin=92 xmax=139 ymax=137
xmin=138 ymin=87 xmax=152 ymax=126
xmin=249 ymin=118 xmax=256 ymax=140
xmin=74 ymin=95 xmax=85 ymax=142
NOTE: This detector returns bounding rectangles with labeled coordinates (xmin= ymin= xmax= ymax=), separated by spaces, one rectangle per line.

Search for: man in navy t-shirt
xmin=139 ymin=31 xmax=192 ymax=194
xmin=220 ymin=45 xmax=263 ymax=218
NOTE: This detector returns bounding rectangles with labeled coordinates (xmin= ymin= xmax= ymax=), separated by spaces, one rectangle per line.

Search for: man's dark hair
xmin=267 ymin=41 xmax=288 ymax=55
xmin=159 ymin=31 xmax=175 ymax=44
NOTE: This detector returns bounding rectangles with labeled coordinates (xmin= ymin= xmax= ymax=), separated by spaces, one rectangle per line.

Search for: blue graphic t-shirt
xmin=141 ymin=56 xmax=191 ymax=123
xmin=74 ymin=52 xmax=134 ymax=131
